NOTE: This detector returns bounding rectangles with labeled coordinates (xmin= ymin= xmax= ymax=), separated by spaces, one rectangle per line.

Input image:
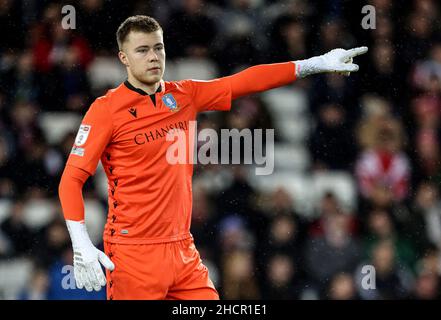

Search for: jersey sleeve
xmin=67 ymin=98 xmax=113 ymax=175
xmin=188 ymin=78 xmax=233 ymax=112
xmin=187 ymin=62 xmax=296 ymax=112
xmin=58 ymin=165 xmax=90 ymax=221
xmin=227 ymin=62 xmax=296 ymax=99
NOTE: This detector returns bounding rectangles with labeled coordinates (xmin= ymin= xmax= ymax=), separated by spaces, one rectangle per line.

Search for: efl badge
xmin=75 ymin=124 xmax=91 ymax=146
xmin=162 ymin=93 xmax=179 ymax=112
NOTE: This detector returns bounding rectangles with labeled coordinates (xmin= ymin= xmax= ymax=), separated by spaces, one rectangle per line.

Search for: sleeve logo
xmin=71 ymin=146 xmax=85 ymax=157
xmin=75 ymin=124 xmax=91 ymax=146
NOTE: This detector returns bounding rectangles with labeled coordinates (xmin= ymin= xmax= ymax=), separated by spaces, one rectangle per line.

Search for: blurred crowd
xmin=1 ymin=0 xmax=441 ymax=300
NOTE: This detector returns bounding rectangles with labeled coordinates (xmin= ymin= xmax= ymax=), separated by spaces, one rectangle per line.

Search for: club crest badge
xmin=162 ymin=93 xmax=179 ymax=112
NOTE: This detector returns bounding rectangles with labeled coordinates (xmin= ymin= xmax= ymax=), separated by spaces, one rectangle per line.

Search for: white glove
xmin=66 ymin=220 xmax=115 ymax=292
xmin=294 ymin=46 xmax=368 ymax=78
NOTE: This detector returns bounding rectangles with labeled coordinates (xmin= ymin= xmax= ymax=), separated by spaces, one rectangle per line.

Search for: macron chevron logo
xmin=129 ymin=107 xmax=137 ymax=118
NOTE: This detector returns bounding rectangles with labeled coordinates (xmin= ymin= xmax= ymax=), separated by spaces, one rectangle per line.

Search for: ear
xmin=118 ymin=50 xmax=129 ymax=67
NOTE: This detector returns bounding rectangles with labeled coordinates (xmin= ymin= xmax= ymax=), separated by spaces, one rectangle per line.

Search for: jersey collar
xmin=124 ymin=80 xmax=163 ymax=96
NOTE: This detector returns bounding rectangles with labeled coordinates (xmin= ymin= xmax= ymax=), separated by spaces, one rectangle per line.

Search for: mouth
xmin=148 ymin=67 xmax=161 ymax=72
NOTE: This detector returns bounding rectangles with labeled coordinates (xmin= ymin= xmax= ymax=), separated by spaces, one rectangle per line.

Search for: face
xmin=119 ymin=30 xmax=165 ymax=86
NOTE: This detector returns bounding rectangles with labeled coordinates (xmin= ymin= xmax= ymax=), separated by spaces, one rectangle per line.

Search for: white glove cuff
xmin=66 ymin=220 xmax=93 ymax=249
xmin=294 ymin=56 xmax=324 ymax=79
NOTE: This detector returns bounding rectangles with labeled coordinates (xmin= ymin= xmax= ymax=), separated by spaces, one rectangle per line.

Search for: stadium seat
xmin=273 ymin=143 xmax=311 ymax=172
xmin=22 ymin=199 xmax=56 ymax=230
xmin=94 ymin=162 xmax=109 ymax=201
xmin=163 ymin=60 xmax=177 ymax=81
xmin=173 ymin=57 xmax=219 ymax=81
xmin=0 ymin=199 xmax=12 ymax=224
xmin=87 ymin=55 xmax=127 ymax=93
xmin=84 ymin=199 xmax=106 ymax=246
xmin=193 ymin=167 xmax=234 ymax=194
xmin=38 ymin=112 xmax=82 ymax=145
xmin=276 ymin=118 xmax=311 ymax=144
xmin=311 ymin=171 xmax=357 ymax=212
xmin=0 ymin=258 xmax=33 ymax=299
xmin=262 ymin=87 xmax=308 ymax=121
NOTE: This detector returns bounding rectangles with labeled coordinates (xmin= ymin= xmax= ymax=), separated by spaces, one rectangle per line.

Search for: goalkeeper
xmin=58 ymin=15 xmax=367 ymax=300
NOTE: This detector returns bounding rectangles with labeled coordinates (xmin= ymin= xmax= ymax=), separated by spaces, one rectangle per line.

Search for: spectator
xmin=11 ymin=51 xmax=39 ymax=103
xmin=327 ymin=273 xmax=359 ymax=300
xmin=400 ymin=8 xmax=436 ymax=70
xmin=364 ymin=42 xmax=403 ymax=102
xmin=268 ymin=15 xmax=308 ymax=63
xmin=0 ymin=135 xmax=16 ymax=198
xmin=0 ymin=200 xmax=35 ymax=257
xmin=32 ymin=13 xmax=93 ymax=73
xmin=309 ymin=192 xmax=358 ymax=237
xmin=305 ymin=210 xmax=362 ymax=292
xmin=363 ymin=209 xmax=418 ymax=271
xmin=165 ymin=0 xmax=218 ymax=59
xmin=356 ymin=115 xmax=410 ymax=206
xmin=215 ymin=166 xmax=256 ymax=218
xmin=221 ymin=248 xmax=260 ymax=299
xmin=356 ymin=240 xmax=414 ymax=299
xmin=262 ymin=253 xmax=310 ymax=299
xmin=409 ymin=182 xmax=441 ymax=251
xmin=309 ymin=102 xmax=357 ymax=170
xmin=410 ymin=272 xmax=440 ymax=299
xmin=33 ymin=215 xmax=71 ymax=268
xmin=315 ymin=18 xmax=353 ymax=54
xmin=411 ymin=43 xmax=441 ymax=92
xmin=190 ymin=182 xmax=218 ymax=254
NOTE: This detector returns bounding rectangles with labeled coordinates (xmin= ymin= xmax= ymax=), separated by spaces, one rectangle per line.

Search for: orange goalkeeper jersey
xmin=63 ymin=62 xmax=296 ymax=244
xmin=67 ymin=78 xmax=233 ymax=244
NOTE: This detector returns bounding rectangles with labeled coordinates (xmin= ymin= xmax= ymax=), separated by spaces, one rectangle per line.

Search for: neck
xmin=127 ymin=74 xmax=160 ymax=95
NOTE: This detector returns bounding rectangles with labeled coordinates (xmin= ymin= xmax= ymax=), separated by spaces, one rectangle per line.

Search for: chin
xmin=140 ymin=75 xmax=162 ymax=85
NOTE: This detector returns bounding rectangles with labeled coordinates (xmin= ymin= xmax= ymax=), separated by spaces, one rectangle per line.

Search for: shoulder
xmin=163 ymin=79 xmax=195 ymax=92
xmin=96 ymin=83 xmax=126 ymax=105
xmin=88 ymin=83 xmax=128 ymax=116
xmin=82 ymin=92 xmax=114 ymax=124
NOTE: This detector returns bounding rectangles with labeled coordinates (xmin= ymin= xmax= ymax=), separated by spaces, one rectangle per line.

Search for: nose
xmin=147 ymin=48 xmax=159 ymax=62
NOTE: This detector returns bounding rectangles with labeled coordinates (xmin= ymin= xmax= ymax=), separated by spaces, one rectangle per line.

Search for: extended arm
xmin=224 ymin=46 xmax=368 ymax=99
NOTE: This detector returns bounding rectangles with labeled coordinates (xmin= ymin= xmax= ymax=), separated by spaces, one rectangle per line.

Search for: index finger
xmin=346 ymin=46 xmax=368 ymax=58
